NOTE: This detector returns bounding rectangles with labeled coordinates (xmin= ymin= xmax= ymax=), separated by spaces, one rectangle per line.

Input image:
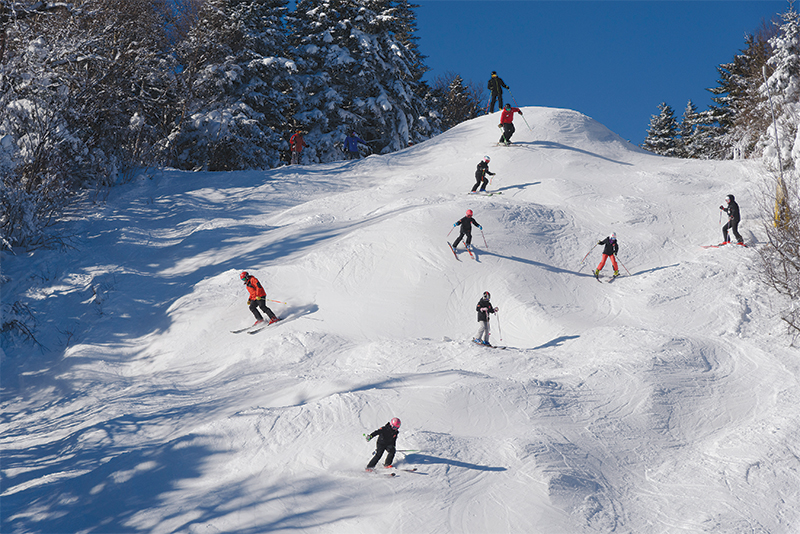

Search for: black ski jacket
xmin=722 ymin=200 xmax=740 ymax=222
xmin=456 ymin=216 xmax=480 ymax=235
xmin=488 ymin=75 xmax=508 ymax=95
xmin=369 ymin=423 xmax=399 ymax=447
xmin=476 ymin=297 xmax=496 ymax=322
xmin=598 ymin=237 xmax=618 ymax=256
xmin=475 ymin=160 xmax=495 ymax=180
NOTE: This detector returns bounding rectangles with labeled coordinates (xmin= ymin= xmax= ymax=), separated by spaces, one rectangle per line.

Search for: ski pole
xmin=508 ymin=89 xmax=533 ymax=131
xmin=481 ymin=228 xmax=489 ymax=249
xmin=616 ymin=257 xmax=631 ymax=276
xmin=447 ymin=225 xmax=456 ymax=237
xmin=579 ymin=243 xmax=598 ymax=268
xmin=268 ymin=299 xmax=287 ymax=304
xmin=495 ymin=310 xmax=503 ymax=342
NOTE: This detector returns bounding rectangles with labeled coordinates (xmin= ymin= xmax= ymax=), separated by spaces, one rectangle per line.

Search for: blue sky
xmin=414 ymin=1 xmax=787 ymax=145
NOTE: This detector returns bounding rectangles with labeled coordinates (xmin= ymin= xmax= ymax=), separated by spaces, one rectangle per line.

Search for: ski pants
xmin=367 ymin=442 xmax=396 ymax=468
xmin=291 ymin=150 xmax=301 ymax=165
xmin=500 ymin=123 xmax=515 ymax=143
xmin=490 ymin=92 xmax=504 ymax=113
xmin=471 ymin=175 xmax=489 ymax=192
xmin=346 ymin=150 xmax=360 ymax=160
xmin=453 ymin=231 xmax=473 ymax=248
xmin=249 ymin=298 xmax=277 ymax=322
xmin=596 ymin=254 xmax=618 ymax=272
xmin=723 ymin=219 xmax=742 ymax=243
xmin=475 ymin=320 xmax=490 ymax=343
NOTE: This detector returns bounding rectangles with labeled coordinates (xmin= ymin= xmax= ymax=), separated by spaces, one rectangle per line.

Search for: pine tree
xmin=642 ymin=103 xmax=680 ymax=157
xmin=169 ymin=0 xmax=293 ymax=170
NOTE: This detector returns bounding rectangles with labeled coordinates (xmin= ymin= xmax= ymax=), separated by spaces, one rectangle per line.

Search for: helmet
xmin=240 ymin=271 xmax=249 ymax=280
xmin=483 ymin=291 xmax=491 ymax=300
xmin=483 ymin=155 xmax=490 ymax=162
xmin=504 ymin=103 xmax=511 ymax=110
xmin=390 ymin=417 xmax=401 ymax=429
xmin=726 ymin=194 xmax=734 ymax=202
xmin=609 ymin=232 xmax=616 ymax=240
xmin=491 ymin=71 xmax=497 ymax=76
xmin=466 ymin=209 xmax=473 ymax=217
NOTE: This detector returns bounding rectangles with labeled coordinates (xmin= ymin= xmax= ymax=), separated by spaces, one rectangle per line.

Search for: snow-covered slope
xmin=3 ymin=107 xmax=799 ymax=534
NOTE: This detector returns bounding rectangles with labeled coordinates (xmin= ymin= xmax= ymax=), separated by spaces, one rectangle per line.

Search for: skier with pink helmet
xmin=452 ymin=209 xmax=482 ymax=251
xmin=471 ymin=155 xmax=495 ymax=193
xmin=365 ymin=417 xmax=402 ymax=470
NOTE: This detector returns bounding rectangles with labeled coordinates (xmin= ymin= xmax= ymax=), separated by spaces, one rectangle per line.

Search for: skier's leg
xmin=490 ymin=93 xmax=497 ymax=113
xmin=610 ymin=255 xmax=618 ymax=271
xmin=596 ymin=254 xmax=608 ymax=271
xmin=498 ymin=93 xmax=504 ymax=109
xmin=476 ymin=321 xmax=489 ymax=342
xmin=367 ymin=443 xmax=386 ymax=469
xmin=479 ymin=177 xmax=488 ymax=191
xmin=259 ymin=301 xmax=277 ymax=321
xmin=732 ymin=221 xmax=743 ymax=243
xmin=465 ymin=233 xmax=473 ymax=246
xmin=471 ymin=178 xmax=481 ymax=192
xmin=506 ymin=123 xmax=516 ymax=142
xmin=384 ymin=446 xmax=396 ymax=467
xmin=453 ymin=232 xmax=465 ymax=248
xmin=722 ymin=221 xmax=731 ymax=243
xmin=249 ymin=301 xmax=264 ymax=322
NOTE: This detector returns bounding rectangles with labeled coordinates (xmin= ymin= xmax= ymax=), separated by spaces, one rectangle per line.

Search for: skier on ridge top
xmin=498 ymin=103 xmax=523 ymax=146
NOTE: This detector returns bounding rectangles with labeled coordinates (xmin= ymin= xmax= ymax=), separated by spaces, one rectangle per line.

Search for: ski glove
xmin=365 ymin=435 xmax=373 ymax=442
xmin=479 ymin=225 xmax=483 ymax=230
xmin=247 ymin=299 xmax=253 ymax=305
xmin=719 ymin=206 xmax=725 ymax=210
xmin=454 ymin=223 xmax=458 ymax=227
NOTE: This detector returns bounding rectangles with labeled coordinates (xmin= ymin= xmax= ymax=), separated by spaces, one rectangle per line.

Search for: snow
xmin=2 ymin=107 xmax=800 ymax=533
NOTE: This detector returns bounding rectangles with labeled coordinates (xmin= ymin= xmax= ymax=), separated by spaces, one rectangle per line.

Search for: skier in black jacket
xmin=593 ymin=233 xmax=619 ymax=278
xmin=365 ymin=418 xmax=401 ymax=470
xmin=474 ymin=291 xmax=498 ymax=346
xmin=471 ymin=156 xmax=495 ymax=192
xmin=720 ymin=194 xmax=743 ymax=244
xmin=487 ymin=71 xmax=509 ymax=113
xmin=452 ymin=209 xmax=481 ymax=250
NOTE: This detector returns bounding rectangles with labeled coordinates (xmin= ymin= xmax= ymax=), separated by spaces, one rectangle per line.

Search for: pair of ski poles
xmin=579 ymin=242 xmax=631 ymax=275
xmin=446 ymin=227 xmax=489 ymax=249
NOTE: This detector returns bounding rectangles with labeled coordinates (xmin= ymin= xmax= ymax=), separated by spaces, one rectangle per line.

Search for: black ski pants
xmin=723 ymin=219 xmax=743 ymax=243
xmin=453 ymin=230 xmax=473 ymax=248
xmin=489 ymin=92 xmax=504 ymax=113
xmin=499 ymin=123 xmax=515 ymax=144
xmin=471 ymin=175 xmax=489 ymax=192
xmin=249 ymin=298 xmax=277 ymax=322
xmin=367 ymin=442 xmax=396 ymax=468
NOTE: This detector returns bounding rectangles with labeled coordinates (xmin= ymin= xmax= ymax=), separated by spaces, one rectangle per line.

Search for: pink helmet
xmin=466 ymin=209 xmax=473 ymax=217
xmin=390 ymin=417 xmax=401 ymax=429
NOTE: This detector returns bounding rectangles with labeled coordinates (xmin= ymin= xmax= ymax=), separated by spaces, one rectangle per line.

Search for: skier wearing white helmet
xmin=593 ymin=232 xmax=620 ymax=279
xmin=365 ymin=418 xmax=401 ymax=470
xmin=471 ymin=156 xmax=495 ymax=193
xmin=719 ymin=194 xmax=743 ymax=244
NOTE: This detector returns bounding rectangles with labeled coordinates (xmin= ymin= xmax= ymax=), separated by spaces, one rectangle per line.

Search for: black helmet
xmin=726 ymin=194 xmax=735 ymax=202
xmin=504 ymin=103 xmax=511 ymax=110
xmin=483 ymin=291 xmax=491 ymax=300
xmin=491 ymin=71 xmax=497 ymax=76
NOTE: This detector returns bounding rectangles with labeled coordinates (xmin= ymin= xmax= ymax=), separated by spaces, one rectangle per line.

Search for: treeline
xmin=0 ymin=0 xmax=483 ymax=249
xmin=643 ymin=6 xmax=800 ymax=340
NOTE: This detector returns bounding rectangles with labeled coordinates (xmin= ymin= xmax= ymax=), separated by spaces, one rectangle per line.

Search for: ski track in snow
xmin=2 ymin=107 xmax=800 ymax=534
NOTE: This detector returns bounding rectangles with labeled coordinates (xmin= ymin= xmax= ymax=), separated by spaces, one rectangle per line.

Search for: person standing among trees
xmin=290 ymin=130 xmax=306 ymax=165
xmin=487 ymin=71 xmax=509 ymax=113
xmin=471 ymin=156 xmax=495 ymax=193
xmin=498 ymin=104 xmax=523 ymax=145
xmin=344 ymin=131 xmax=368 ymax=160
xmin=720 ymin=194 xmax=743 ymax=244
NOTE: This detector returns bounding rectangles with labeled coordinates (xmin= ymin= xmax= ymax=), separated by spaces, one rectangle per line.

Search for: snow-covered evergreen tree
xmin=761 ymin=5 xmax=800 ymax=173
xmin=642 ymin=103 xmax=680 ymax=157
xmin=288 ymin=0 xmax=437 ymax=163
xmin=168 ymin=0 xmax=294 ymax=170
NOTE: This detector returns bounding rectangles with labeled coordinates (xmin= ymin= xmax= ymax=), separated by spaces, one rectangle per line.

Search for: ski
xmin=231 ymin=321 xmax=265 ymax=334
xmin=468 ymin=191 xmax=502 ymax=196
xmin=365 ymin=469 xmax=396 ymax=477
xmin=248 ymin=317 xmax=282 ymax=335
xmin=472 ymin=338 xmax=504 ymax=349
xmin=465 ymin=245 xmax=475 ymax=260
xmin=447 ymin=242 xmax=461 ymax=261
xmin=607 ymin=274 xmax=620 ymax=283
xmin=701 ymin=242 xmax=747 ymax=249
xmin=390 ymin=467 xmax=419 ymax=473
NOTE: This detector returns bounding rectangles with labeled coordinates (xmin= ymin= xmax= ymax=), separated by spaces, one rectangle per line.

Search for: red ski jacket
xmin=500 ymin=107 xmax=521 ymax=124
xmin=244 ymin=276 xmax=267 ymax=300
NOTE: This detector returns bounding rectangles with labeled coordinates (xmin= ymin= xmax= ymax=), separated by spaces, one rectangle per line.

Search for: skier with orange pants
xmin=593 ymin=233 xmax=619 ymax=279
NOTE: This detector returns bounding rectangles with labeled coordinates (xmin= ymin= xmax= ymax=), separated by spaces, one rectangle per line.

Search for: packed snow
xmin=2 ymin=107 xmax=799 ymax=533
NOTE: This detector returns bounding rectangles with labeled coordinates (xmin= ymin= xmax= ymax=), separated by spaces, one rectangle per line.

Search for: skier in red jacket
xmin=240 ymin=271 xmax=279 ymax=325
xmin=498 ymin=104 xmax=522 ymax=145
xmin=289 ymin=130 xmax=306 ymax=165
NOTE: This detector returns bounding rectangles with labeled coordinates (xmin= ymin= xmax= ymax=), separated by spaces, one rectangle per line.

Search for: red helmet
xmin=390 ymin=417 xmax=401 ymax=429
xmin=466 ymin=209 xmax=473 ymax=217
xmin=240 ymin=271 xmax=249 ymax=280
